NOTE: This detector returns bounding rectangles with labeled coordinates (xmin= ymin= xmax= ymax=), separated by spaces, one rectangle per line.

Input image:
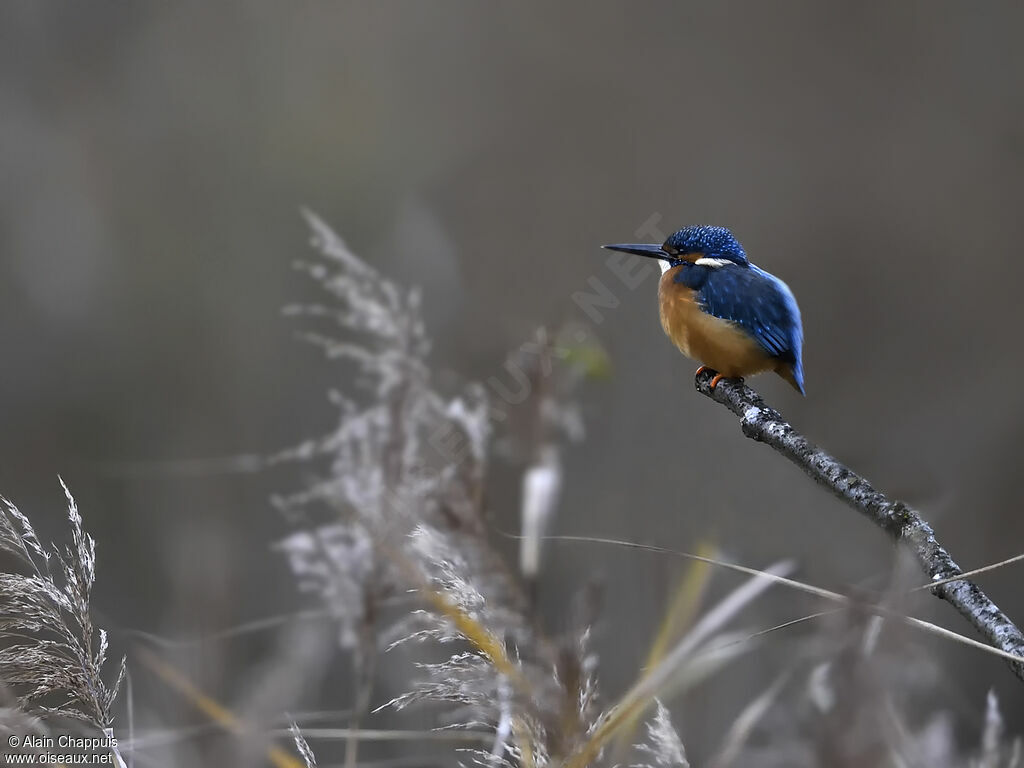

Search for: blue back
xmin=675 ymin=262 xmax=804 ymax=389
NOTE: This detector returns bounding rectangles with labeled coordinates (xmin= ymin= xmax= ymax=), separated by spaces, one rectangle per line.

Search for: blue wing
xmin=676 ymin=263 xmax=804 ymax=385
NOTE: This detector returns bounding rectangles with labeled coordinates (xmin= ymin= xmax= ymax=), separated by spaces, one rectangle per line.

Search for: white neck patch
xmin=693 ymin=257 xmax=733 ymax=268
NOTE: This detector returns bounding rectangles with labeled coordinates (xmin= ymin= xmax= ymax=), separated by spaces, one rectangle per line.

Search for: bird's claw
xmin=696 ymin=366 xmax=723 ymax=389
xmin=696 ymin=366 xmax=737 ymax=391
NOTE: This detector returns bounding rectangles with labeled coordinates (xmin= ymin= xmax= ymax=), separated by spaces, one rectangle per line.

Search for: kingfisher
xmin=603 ymin=226 xmax=805 ymax=394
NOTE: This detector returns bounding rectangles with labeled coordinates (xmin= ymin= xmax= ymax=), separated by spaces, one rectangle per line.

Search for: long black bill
xmin=601 ymin=243 xmax=671 ymax=261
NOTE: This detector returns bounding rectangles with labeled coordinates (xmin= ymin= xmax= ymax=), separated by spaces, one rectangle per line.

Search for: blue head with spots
xmin=663 ymin=226 xmax=747 ymax=265
xmin=602 ymin=226 xmax=748 ymax=267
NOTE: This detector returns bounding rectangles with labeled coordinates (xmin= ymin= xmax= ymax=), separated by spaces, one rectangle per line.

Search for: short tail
xmin=777 ymin=360 xmax=805 ymax=395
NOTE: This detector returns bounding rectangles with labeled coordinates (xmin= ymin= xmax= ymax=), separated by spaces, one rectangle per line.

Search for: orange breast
xmin=658 ymin=265 xmax=777 ymax=378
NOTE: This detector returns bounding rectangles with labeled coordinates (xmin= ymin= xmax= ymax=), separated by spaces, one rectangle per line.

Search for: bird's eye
xmin=663 ymin=244 xmax=680 ymax=256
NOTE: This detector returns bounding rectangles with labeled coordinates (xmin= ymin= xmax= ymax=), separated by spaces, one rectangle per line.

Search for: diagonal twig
xmin=694 ymin=369 xmax=1024 ymax=682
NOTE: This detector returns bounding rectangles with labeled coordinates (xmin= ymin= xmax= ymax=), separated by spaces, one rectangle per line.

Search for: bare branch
xmin=694 ymin=369 xmax=1024 ymax=682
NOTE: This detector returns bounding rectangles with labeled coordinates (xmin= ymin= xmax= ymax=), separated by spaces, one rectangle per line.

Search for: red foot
xmin=709 ymin=373 xmax=726 ymax=390
xmin=695 ymin=365 xmax=709 ymax=376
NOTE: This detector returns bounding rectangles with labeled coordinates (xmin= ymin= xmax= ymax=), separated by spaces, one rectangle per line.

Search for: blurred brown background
xmin=2 ymin=2 xmax=1023 ymax=764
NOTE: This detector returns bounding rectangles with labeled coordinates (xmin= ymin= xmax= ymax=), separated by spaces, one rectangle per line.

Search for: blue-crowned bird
xmin=604 ymin=226 xmax=805 ymax=393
